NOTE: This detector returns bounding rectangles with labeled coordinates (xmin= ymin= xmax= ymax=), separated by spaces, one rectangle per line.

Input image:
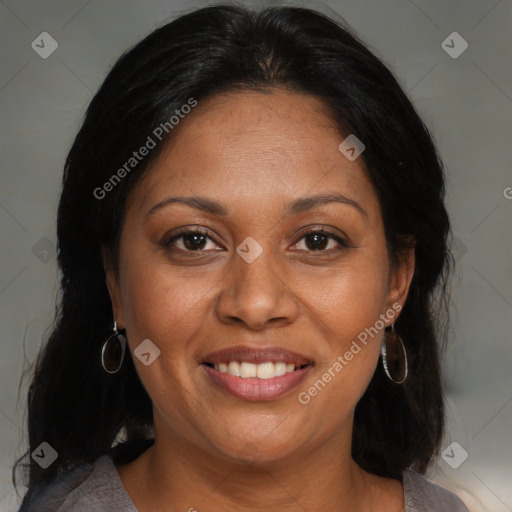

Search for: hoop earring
xmin=381 ymin=323 xmax=408 ymax=384
xmin=101 ymin=321 xmax=126 ymax=374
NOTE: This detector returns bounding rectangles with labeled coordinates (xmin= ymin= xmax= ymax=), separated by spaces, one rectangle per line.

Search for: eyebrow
xmin=147 ymin=192 xmax=367 ymax=218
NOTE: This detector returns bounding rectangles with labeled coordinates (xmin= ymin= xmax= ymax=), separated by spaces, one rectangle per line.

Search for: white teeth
xmin=240 ymin=362 xmax=257 ymax=378
xmin=228 ymin=361 xmax=241 ymax=376
xmin=274 ymin=362 xmax=287 ymax=376
xmin=256 ymin=362 xmax=274 ymax=379
xmin=212 ymin=361 xmax=302 ymax=378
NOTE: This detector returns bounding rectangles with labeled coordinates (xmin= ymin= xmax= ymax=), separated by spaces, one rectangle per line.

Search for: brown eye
xmin=163 ymin=229 xmax=222 ymax=252
xmin=294 ymin=229 xmax=349 ymax=252
xmin=180 ymin=232 xmax=209 ymax=250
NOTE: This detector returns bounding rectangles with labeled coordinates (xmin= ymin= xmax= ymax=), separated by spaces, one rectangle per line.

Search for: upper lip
xmin=202 ymin=345 xmax=313 ymax=366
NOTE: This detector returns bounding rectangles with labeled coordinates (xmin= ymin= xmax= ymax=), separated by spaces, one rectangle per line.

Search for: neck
xmin=117 ymin=418 xmax=399 ymax=512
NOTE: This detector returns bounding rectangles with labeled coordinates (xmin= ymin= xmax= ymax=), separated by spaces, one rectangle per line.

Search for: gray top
xmin=19 ymin=452 xmax=470 ymax=512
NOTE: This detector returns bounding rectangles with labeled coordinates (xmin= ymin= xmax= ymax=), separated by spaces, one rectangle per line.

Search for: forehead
xmin=126 ymin=89 xmax=378 ymax=219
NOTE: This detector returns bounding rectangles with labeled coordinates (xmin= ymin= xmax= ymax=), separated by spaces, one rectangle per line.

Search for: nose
xmin=215 ymin=244 xmax=299 ymax=331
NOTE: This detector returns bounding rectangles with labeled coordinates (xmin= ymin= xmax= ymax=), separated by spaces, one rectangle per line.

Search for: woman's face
xmin=106 ymin=89 xmax=414 ymax=465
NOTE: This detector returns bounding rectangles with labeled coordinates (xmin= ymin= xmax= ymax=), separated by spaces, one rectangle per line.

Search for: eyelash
xmin=161 ymin=227 xmax=351 ymax=254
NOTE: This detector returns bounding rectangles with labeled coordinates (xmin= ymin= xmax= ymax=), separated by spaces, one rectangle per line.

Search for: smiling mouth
xmin=200 ymin=345 xmax=314 ymax=400
xmin=202 ymin=361 xmax=312 ymax=379
xmin=201 ymin=361 xmax=314 ymax=401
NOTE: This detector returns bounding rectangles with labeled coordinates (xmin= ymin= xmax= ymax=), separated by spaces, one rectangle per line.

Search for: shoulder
xmin=403 ymin=469 xmax=470 ymax=512
xmin=17 ymin=454 xmax=136 ymax=512
xmin=18 ymin=439 xmax=153 ymax=512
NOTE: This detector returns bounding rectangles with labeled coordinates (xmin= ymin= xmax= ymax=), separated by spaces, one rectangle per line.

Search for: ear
xmin=102 ymin=246 xmax=125 ymax=328
xmin=386 ymin=238 xmax=415 ymax=318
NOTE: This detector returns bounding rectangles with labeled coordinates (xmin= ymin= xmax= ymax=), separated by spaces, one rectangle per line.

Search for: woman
xmin=15 ymin=3 xmax=470 ymax=511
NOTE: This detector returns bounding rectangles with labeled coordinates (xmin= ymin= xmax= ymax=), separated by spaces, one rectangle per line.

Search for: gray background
xmin=1 ymin=1 xmax=511 ymax=511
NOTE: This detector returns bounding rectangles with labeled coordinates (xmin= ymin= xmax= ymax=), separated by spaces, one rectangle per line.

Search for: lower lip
xmin=201 ymin=364 xmax=313 ymax=401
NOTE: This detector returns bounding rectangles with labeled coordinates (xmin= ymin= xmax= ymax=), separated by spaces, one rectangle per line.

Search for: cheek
xmin=117 ymin=239 xmax=211 ymax=345
xmin=297 ymin=247 xmax=390 ymax=413
xmin=312 ymin=250 xmax=390 ymax=340
xmin=117 ymin=254 xmax=207 ymax=412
